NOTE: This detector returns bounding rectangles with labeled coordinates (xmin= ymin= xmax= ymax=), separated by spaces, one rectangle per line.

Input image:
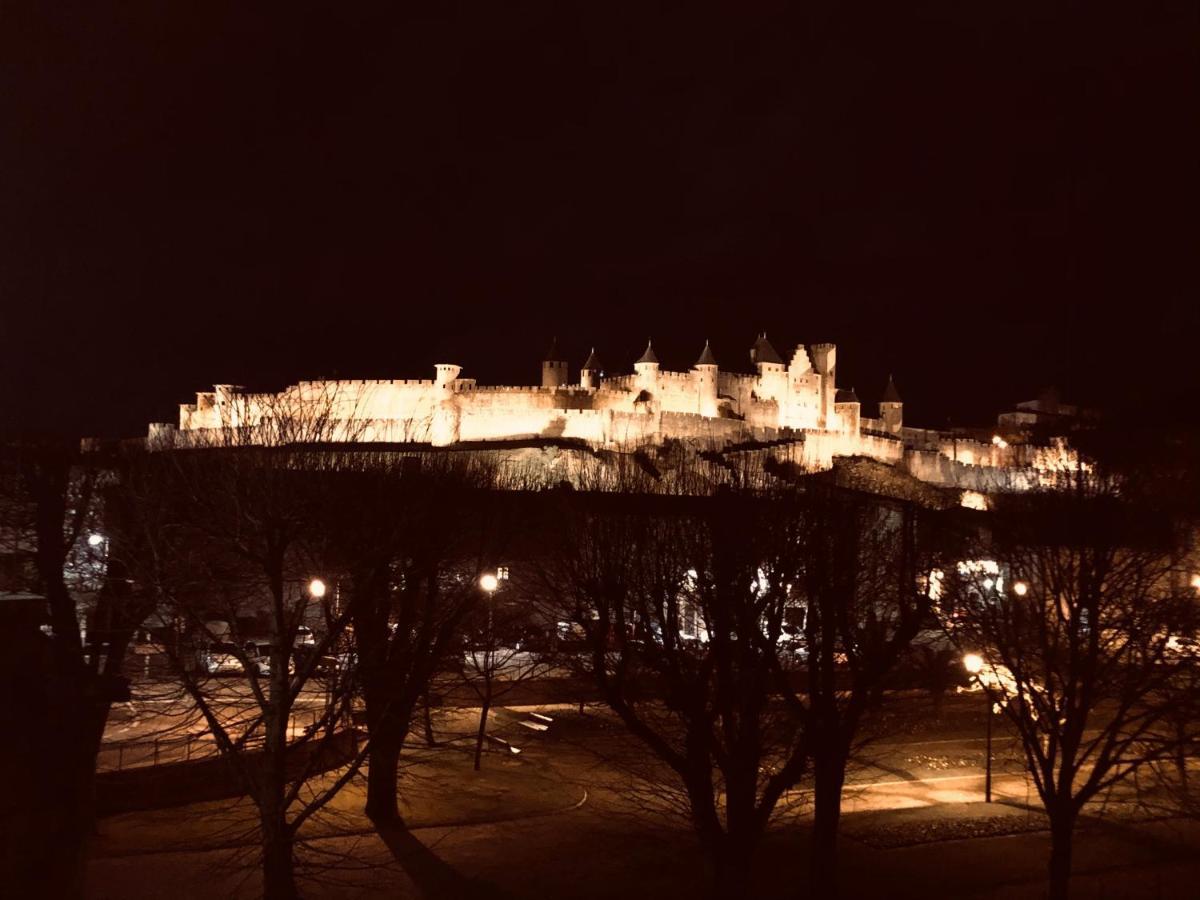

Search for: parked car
xmin=312 ymin=653 xmax=357 ymax=677
xmin=242 ymin=641 xmax=295 ymax=676
xmin=294 ymin=645 xmax=355 ymax=677
xmin=200 ymin=642 xmax=246 ymax=675
xmin=294 ymin=625 xmax=316 ymax=647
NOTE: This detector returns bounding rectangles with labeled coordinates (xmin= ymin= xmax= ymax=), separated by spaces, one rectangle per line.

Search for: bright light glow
xmin=750 ymin=567 xmax=769 ymax=597
xmin=963 ymin=653 xmax=984 ymax=675
xmin=957 ymin=559 xmax=1000 ymax=577
xmin=480 ymin=573 xmax=500 ymax=593
xmin=1191 ymin=574 xmax=1200 ymax=592
xmin=309 ymin=579 xmax=327 ymax=599
xmin=926 ymin=568 xmax=945 ymax=601
xmin=992 ymin=435 xmax=1008 ymax=449
xmin=960 ymin=491 xmax=989 ymax=511
xmin=1013 ymin=581 xmax=1029 ymax=596
xmin=982 ymin=578 xmax=995 ymax=591
xmin=87 ymin=533 xmax=105 ymax=547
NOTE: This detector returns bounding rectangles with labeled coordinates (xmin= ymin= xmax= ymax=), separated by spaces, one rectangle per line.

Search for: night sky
xmin=3 ymin=2 xmax=1196 ymax=440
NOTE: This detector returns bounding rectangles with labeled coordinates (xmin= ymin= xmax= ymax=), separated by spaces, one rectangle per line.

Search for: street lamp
xmin=309 ymin=579 xmax=327 ymax=599
xmin=1013 ymin=580 xmax=1028 ymax=597
xmin=963 ymin=652 xmax=993 ymax=803
xmin=479 ymin=573 xmax=499 ymax=593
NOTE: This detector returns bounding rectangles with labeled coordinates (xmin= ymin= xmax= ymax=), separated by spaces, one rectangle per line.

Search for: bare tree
xmin=317 ymin=451 xmax=509 ymax=822
xmin=457 ymin=573 xmax=554 ymax=770
xmin=535 ymin=468 xmax=811 ymax=898
xmin=122 ymin=390 xmax=377 ymax=900
xmin=942 ymin=462 xmax=1198 ymax=900
xmin=795 ymin=482 xmax=938 ymax=899
xmin=0 ymin=440 xmax=155 ymax=897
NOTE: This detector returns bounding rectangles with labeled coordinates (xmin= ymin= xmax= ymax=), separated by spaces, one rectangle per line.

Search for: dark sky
xmin=3 ymin=2 xmax=1196 ymax=439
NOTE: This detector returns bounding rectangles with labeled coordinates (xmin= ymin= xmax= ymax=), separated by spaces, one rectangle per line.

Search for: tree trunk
xmin=1048 ymin=812 xmax=1076 ymax=900
xmin=712 ymin=832 xmax=755 ymax=900
xmin=1175 ymin=718 xmax=1189 ymax=791
xmin=365 ymin=720 xmax=404 ymax=823
xmin=362 ymin=666 xmax=415 ymax=823
xmin=422 ymin=691 xmax=436 ymax=747
xmin=810 ymin=749 xmax=847 ymax=899
xmin=260 ymin=662 xmax=298 ymax=900
xmin=44 ymin=696 xmax=104 ymax=898
xmin=261 ymin=808 xmax=298 ymax=900
xmin=474 ymin=695 xmax=491 ymax=771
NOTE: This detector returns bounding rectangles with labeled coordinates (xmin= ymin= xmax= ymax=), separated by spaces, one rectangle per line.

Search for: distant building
xmin=997 ymin=387 xmax=1097 ymax=431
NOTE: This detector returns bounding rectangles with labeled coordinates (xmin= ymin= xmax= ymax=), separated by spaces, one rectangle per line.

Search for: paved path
xmin=85 ymin=704 xmax=1200 ymax=899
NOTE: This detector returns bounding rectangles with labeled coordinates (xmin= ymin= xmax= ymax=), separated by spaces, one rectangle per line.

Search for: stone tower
xmin=879 ymin=374 xmax=903 ymax=434
xmin=809 ymin=343 xmax=837 ymax=429
xmin=633 ymin=340 xmax=660 ymax=397
xmin=542 ymin=339 xmax=568 ymax=388
xmin=835 ymin=386 xmax=861 ymax=434
xmin=432 ymin=362 xmax=463 ymax=446
xmin=749 ymin=332 xmax=786 ymax=403
xmin=581 ymin=347 xmax=602 ymax=390
xmin=693 ymin=340 xmax=719 ymax=417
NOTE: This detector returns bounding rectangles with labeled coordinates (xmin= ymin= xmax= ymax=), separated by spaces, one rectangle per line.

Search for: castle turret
xmin=633 ymin=340 xmax=660 ymax=396
xmin=750 ymin=332 xmax=786 ymax=403
xmin=432 ymin=362 xmax=463 ymax=446
xmin=809 ymin=342 xmax=837 ymax=429
xmin=434 ymin=363 xmax=462 ymax=387
xmin=581 ymin=347 xmax=602 ymax=390
xmin=879 ymin=374 xmax=903 ymax=434
xmin=542 ymin=338 xmax=568 ymax=388
xmin=834 ymin=386 xmax=861 ymax=434
xmin=213 ymin=384 xmax=247 ymax=428
xmin=693 ymin=340 xmax=719 ymax=417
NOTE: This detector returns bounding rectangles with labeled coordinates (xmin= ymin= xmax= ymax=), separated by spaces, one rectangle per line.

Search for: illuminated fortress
xmin=148 ymin=335 xmax=1076 ymax=495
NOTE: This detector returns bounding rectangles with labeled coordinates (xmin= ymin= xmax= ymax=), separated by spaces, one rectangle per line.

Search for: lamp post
xmin=963 ymin=652 xmax=992 ymax=803
xmin=480 ymin=572 xmax=500 ymax=642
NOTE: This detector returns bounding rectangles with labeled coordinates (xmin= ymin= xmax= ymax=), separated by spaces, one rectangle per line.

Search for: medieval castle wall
xmin=151 ymin=337 xmax=1076 ymax=497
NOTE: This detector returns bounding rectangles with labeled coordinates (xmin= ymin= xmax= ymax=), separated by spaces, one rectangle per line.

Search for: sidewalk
xmin=85 ymin=705 xmax=1200 ymax=899
xmin=91 ymin=739 xmax=585 ymax=859
xmin=87 ymin=793 xmax=1200 ymax=900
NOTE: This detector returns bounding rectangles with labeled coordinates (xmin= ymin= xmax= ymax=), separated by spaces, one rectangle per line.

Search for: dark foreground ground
xmin=82 ymin=697 xmax=1200 ymax=899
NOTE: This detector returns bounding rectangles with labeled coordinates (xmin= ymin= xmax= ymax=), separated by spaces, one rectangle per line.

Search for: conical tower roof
xmin=635 ymin=340 xmax=659 ymax=365
xmin=694 ymin=340 xmax=718 ymax=367
xmin=543 ymin=337 xmax=566 ymax=363
xmin=881 ymin=374 xmax=902 ymax=403
xmin=582 ymin=347 xmax=602 ymax=370
xmin=749 ymin=332 xmax=784 ymax=366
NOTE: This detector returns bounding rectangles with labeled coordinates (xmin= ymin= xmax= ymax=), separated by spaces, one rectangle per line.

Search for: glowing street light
xmin=479 ymin=573 xmax=500 ymax=593
xmin=309 ymin=579 xmax=327 ymax=599
xmin=963 ymin=652 xmax=992 ymax=803
xmin=1013 ymin=581 xmax=1029 ymax=596
xmin=87 ymin=533 xmax=105 ymax=547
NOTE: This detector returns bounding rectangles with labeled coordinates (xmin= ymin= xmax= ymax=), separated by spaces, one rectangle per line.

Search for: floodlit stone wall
xmin=150 ymin=340 xmax=1078 ymax=494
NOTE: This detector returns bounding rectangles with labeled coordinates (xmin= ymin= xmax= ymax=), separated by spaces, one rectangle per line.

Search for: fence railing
xmin=97 ymin=707 xmax=330 ymax=772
